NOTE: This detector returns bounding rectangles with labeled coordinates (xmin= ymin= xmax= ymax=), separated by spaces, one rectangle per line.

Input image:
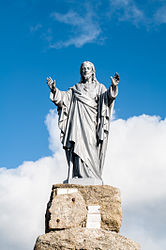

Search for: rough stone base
xmin=34 ymin=228 xmax=140 ymax=250
xmin=47 ymin=184 xmax=122 ymax=232
xmin=34 ymin=184 xmax=140 ymax=249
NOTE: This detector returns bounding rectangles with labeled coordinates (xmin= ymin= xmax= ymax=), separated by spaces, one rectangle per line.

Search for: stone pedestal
xmin=46 ymin=184 xmax=122 ymax=233
xmin=34 ymin=228 xmax=140 ymax=250
xmin=34 ymin=184 xmax=140 ymax=250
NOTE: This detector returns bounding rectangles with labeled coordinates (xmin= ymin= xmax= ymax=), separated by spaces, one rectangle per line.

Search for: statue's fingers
xmin=110 ymin=76 xmax=114 ymax=81
xmin=110 ymin=76 xmax=114 ymax=82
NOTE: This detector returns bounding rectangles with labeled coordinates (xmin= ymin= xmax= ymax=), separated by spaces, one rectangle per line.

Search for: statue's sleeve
xmin=103 ymin=85 xmax=118 ymax=105
xmin=109 ymin=84 xmax=118 ymax=101
xmin=97 ymin=84 xmax=118 ymax=141
xmin=49 ymin=88 xmax=72 ymax=143
xmin=99 ymin=84 xmax=118 ymax=107
xmin=49 ymin=88 xmax=72 ymax=108
xmin=97 ymin=83 xmax=118 ymax=172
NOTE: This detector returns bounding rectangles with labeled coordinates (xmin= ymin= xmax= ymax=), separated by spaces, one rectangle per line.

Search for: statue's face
xmin=81 ymin=62 xmax=93 ymax=81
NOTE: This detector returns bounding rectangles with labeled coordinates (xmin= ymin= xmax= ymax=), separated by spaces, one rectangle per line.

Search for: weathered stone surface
xmin=45 ymin=189 xmax=87 ymax=232
xmin=34 ymin=228 xmax=140 ymax=250
xmin=34 ymin=184 xmax=140 ymax=249
xmin=51 ymin=184 xmax=122 ymax=232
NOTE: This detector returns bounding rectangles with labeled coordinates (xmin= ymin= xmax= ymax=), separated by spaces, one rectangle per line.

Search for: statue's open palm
xmin=47 ymin=77 xmax=56 ymax=92
xmin=111 ymin=73 xmax=120 ymax=86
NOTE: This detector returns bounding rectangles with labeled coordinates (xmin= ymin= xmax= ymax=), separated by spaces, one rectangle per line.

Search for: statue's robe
xmin=50 ymin=81 xmax=118 ymax=181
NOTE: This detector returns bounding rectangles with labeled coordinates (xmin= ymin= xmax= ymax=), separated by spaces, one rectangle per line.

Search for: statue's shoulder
xmin=98 ymin=82 xmax=105 ymax=87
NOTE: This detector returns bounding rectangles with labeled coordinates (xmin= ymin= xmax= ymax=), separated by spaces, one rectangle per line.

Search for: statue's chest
xmin=81 ymin=85 xmax=98 ymax=99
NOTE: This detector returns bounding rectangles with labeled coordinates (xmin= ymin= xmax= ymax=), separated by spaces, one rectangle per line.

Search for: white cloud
xmin=45 ymin=109 xmax=62 ymax=152
xmin=104 ymin=114 xmax=166 ymax=250
xmin=30 ymin=1 xmax=166 ymax=49
xmin=109 ymin=0 xmax=166 ymax=28
xmin=104 ymin=114 xmax=166 ymax=204
xmin=0 ymin=110 xmax=166 ymax=249
xmin=154 ymin=6 xmax=166 ymax=24
xmin=0 ymin=154 xmax=67 ymax=250
xmin=49 ymin=9 xmax=101 ymax=48
xmin=110 ymin=0 xmax=144 ymax=25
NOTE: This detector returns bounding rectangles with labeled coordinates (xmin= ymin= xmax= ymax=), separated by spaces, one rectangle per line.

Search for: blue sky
xmin=0 ymin=0 xmax=166 ymax=168
xmin=0 ymin=1 xmax=166 ymax=250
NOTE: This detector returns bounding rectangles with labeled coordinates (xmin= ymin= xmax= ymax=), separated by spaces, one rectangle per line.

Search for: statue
xmin=46 ymin=61 xmax=119 ymax=184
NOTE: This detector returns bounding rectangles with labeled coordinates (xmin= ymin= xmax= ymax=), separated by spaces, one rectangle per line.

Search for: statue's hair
xmin=80 ymin=61 xmax=98 ymax=83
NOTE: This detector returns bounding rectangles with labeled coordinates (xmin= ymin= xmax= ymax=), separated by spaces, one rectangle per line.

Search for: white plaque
xmin=86 ymin=205 xmax=101 ymax=229
xmin=57 ymin=188 xmax=78 ymax=195
xmin=88 ymin=205 xmax=100 ymax=213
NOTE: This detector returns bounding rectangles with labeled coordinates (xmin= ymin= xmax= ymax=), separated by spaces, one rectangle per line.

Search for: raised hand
xmin=110 ymin=72 xmax=120 ymax=86
xmin=46 ymin=76 xmax=56 ymax=93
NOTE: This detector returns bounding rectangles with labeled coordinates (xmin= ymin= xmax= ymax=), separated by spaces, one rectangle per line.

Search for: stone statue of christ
xmin=47 ymin=61 xmax=119 ymax=184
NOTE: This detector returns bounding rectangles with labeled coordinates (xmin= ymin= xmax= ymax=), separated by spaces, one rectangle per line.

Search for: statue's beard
xmin=82 ymin=73 xmax=92 ymax=82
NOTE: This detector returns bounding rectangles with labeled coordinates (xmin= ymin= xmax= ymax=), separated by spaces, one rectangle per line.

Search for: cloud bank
xmin=0 ymin=110 xmax=166 ymax=250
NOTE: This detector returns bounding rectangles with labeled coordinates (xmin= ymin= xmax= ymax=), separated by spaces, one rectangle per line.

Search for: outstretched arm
xmin=46 ymin=76 xmax=71 ymax=108
xmin=47 ymin=77 xmax=56 ymax=93
xmin=109 ymin=72 xmax=119 ymax=99
xmin=46 ymin=76 xmax=64 ymax=107
xmin=98 ymin=73 xmax=119 ymax=102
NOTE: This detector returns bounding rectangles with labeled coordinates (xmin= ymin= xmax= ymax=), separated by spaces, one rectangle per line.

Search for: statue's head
xmin=80 ymin=61 xmax=96 ymax=83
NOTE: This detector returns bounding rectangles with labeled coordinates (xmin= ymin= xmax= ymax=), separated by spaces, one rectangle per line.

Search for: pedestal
xmin=34 ymin=184 xmax=140 ymax=250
